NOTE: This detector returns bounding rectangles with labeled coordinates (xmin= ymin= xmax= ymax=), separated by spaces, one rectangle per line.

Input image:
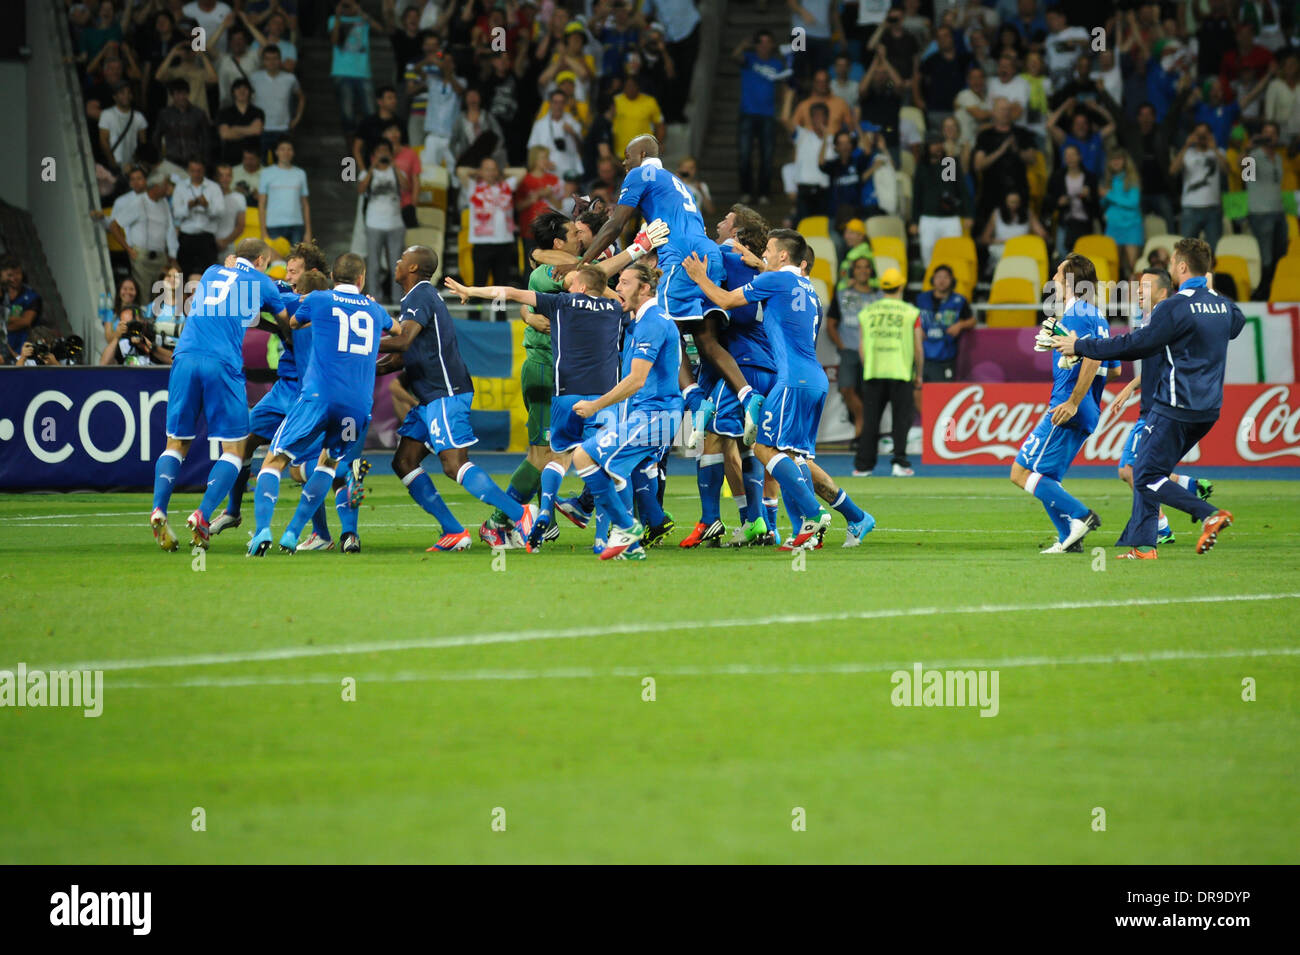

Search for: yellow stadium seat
xmin=797 ymin=215 xmax=830 ymax=238
xmin=1289 ymin=215 xmax=1298 ymax=242
xmin=1073 ymin=234 xmax=1119 ymax=283
xmin=416 ymin=206 xmax=446 ymax=230
xmin=871 ymin=235 xmax=907 ymax=270
xmin=1269 ymin=269 xmax=1300 ymax=302
xmin=241 ymin=206 xmax=260 ymax=240
xmin=103 ymin=208 xmax=126 ymax=252
xmin=1216 ymin=235 xmax=1261 ymax=291
xmin=1002 ymin=234 xmax=1049 ymax=288
xmin=1213 ymin=254 xmax=1252 ymax=301
xmin=1286 ymin=234 xmax=1300 ymax=259
xmin=865 ymin=215 xmax=905 ymax=241
xmin=811 ymin=258 xmax=834 ymax=290
xmin=805 ymin=235 xmax=837 ymax=276
xmin=1143 ymin=214 xmax=1168 ymax=240
xmin=985 ymin=277 xmax=1040 ymax=327
xmin=992 ymin=254 xmax=1041 ymax=288
xmin=810 ymin=276 xmax=830 ymax=309
xmin=930 ymin=235 xmax=977 ymax=275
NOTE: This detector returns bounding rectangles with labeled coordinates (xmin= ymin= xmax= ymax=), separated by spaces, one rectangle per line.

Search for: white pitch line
xmin=109 ymin=645 xmax=1300 ymax=689
xmin=15 ymin=591 xmax=1300 ymax=676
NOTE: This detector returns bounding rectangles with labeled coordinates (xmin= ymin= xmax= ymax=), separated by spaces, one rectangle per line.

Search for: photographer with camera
xmin=16 ymin=327 xmax=83 ymax=367
xmin=99 ymin=313 xmax=174 ymax=367
xmin=1 ymin=256 xmax=43 ymax=360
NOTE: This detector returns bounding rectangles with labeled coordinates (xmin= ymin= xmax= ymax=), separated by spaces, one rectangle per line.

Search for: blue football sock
xmin=335 ymin=486 xmax=359 ymax=536
xmin=402 ymin=468 xmax=463 ymax=533
xmin=764 ymin=497 xmax=779 ymax=533
xmin=797 ymin=459 xmax=814 ymax=487
xmin=580 ymin=465 xmax=634 ymax=530
xmin=633 ymin=464 xmax=666 ymax=527
xmin=287 ymin=465 xmax=335 ymax=539
xmin=310 ymin=500 xmax=331 ymax=540
xmin=697 ymin=454 xmax=723 ymax=524
xmin=830 ymin=487 xmax=866 ymax=524
xmin=1041 ymin=499 xmax=1071 ymax=541
xmin=152 ymin=449 xmax=183 ymax=513
xmin=458 ymin=462 xmax=522 ymax=521
xmin=1028 ymin=473 xmax=1089 ymax=522
xmin=769 ymin=454 xmax=820 ymax=522
xmin=742 ymin=454 xmax=765 ymax=522
xmin=226 ymin=459 xmax=252 ymax=517
xmin=253 ymin=468 xmax=281 ymax=534
xmin=538 ymin=461 xmax=566 ymax=521
xmin=202 ymin=453 xmax=247 ymax=520
xmin=594 ymin=505 xmax=610 ymax=544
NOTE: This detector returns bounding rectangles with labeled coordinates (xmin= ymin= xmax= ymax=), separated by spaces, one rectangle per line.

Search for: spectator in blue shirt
xmin=819 ymin=131 xmax=871 ymax=224
xmin=329 ymin=0 xmax=382 ymax=136
xmin=599 ymin=1 xmax=641 ymax=77
xmin=1 ymin=256 xmax=43 ymax=361
xmin=732 ymin=30 xmax=791 ymax=204
xmin=1190 ymin=78 xmax=1242 ymax=149
xmin=916 ymin=266 xmax=974 ymax=381
xmin=1050 ymin=102 xmax=1114 ymax=178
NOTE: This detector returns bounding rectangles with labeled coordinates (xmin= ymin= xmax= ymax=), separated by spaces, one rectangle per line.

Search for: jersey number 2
xmin=335 ymin=307 xmax=374 ymax=355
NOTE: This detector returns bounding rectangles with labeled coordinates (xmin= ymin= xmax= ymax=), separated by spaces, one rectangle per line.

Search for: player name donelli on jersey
xmin=891 ymin=663 xmax=999 ymax=718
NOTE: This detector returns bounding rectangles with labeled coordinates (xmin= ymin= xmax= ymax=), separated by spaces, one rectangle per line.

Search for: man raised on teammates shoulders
xmin=683 ymin=229 xmax=832 ymax=550
xmin=1052 ymin=237 xmax=1242 ymax=557
xmin=150 ymin=237 xmax=289 ymax=552
xmin=247 ymin=253 xmax=393 ymax=556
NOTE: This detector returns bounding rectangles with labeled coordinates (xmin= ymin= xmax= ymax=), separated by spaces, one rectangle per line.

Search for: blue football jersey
xmin=1050 ymin=299 xmax=1115 ymax=433
xmin=173 ymin=259 xmax=285 ymax=371
xmin=623 ymin=302 xmax=682 ymax=412
xmin=399 ymin=280 xmax=475 ymax=404
xmin=740 ymin=267 xmax=827 ymax=391
xmin=532 ymin=291 xmax=622 ymax=397
xmin=716 ymin=243 xmax=776 ymax=372
xmin=297 ymin=285 xmax=392 ymax=409
xmin=616 ymin=159 xmax=715 ymax=266
xmin=275 ymin=285 xmax=305 ymax=384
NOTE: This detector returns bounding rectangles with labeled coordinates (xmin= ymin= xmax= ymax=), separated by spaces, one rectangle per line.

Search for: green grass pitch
xmin=1 ymin=474 xmax=1297 ymax=863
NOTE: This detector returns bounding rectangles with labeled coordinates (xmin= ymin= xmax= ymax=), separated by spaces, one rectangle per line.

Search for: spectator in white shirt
xmin=107 ymin=168 xmax=180 ymax=298
xmin=1044 ymin=8 xmax=1090 ymax=87
xmin=213 ymin=162 xmax=247 ymax=256
xmin=987 ymin=52 xmax=1029 ymax=123
xmin=953 ymin=66 xmax=991 ymax=147
xmin=358 ymin=140 xmax=409 ymax=303
xmin=1265 ymin=51 xmax=1300 ymax=145
xmin=458 ymin=157 xmax=520 ymax=286
xmin=249 ymin=45 xmax=304 ymax=159
xmin=214 ymin=24 xmax=261 ymax=109
xmin=99 ymin=82 xmax=149 ymax=175
xmin=783 ymin=95 xmax=832 ymax=224
xmin=172 ymin=157 xmax=226 ymax=279
xmin=528 ymin=90 xmax=585 ymax=182
xmin=183 ymin=0 xmax=234 ymax=54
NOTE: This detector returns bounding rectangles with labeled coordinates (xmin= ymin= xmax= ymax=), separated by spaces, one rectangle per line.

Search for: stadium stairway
xmin=0 ymin=200 xmax=67 ymax=335
xmin=291 ymin=0 xmax=399 ymax=262
xmin=696 ymin=0 xmax=793 ymax=224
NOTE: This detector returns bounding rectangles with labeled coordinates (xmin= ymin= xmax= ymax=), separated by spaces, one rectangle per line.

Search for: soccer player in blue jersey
xmin=575 ymin=135 xmax=767 ymax=442
xmin=567 ymin=263 xmax=683 ymax=561
xmin=248 ymin=253 xmax=393 ymax=556
xmin=684 ymin=229 xmax=833 ymax=550
xmin=1102 ymin=267 xmax=1214 ymax=546
xmin=379 ymin=245 xmax=537 ymax=551
xmin=150 ymin=238 xmax=289 ymax=552
xmin=210 ymin=241 xmax=340 ymax=548
xmin=1010 ymin=253 xmax=1112 ymax=553
xmin=678 ymin=204 xmax=776 ymax=548
xmin=442 ymin=264 xmax=624 ymax=552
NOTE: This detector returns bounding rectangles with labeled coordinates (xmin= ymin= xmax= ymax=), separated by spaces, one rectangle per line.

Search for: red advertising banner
xmin=922 ymin=383 xmax=1300 ymax=467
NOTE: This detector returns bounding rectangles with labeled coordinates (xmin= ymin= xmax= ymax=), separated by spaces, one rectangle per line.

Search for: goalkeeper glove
xmin=628 ymin=219 xmax=670 ymax=260
xmin=687 ymin=397 xmax=716 ymax=450
xmin=742 ymin=391 xmax=765 ymax=446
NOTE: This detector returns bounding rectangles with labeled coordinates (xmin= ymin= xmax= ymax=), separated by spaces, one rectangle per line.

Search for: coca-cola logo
xmin=932 ymin=385 xmax=1049 ymax=460
xmin=1236 ymin=385 xmax=1300 ymax=461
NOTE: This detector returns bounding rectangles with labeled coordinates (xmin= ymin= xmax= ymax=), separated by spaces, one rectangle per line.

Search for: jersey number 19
xmin=335 ymin=307 xmax=374 ymax=355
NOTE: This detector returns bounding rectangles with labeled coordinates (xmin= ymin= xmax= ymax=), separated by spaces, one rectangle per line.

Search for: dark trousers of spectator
xmin=131 ymin=249 xmax=169 ymax=301
xmin=738 ymin=113 xmax=775 ymax=199
xmin=472 ymin=242 xmax=518 ymax=288
xmin=177 ymin=231 xmax=217 ymax=280
xmin=795 ymin=185 xmax=829 ymax=226
xmin=267 ymin=224 xmax=305 ymax=246
xmin=1249 ymin=210 xmax=1287 ymax=297
xmin=855 ymin=377 xmax=914 ymax=471
xmin=923 ymin=359 xmax=957 ymax=382
xmin=334 ymin=77 xmax=374 ymax=138
xmin=1182 ymin=205 xmax=1223 ymax=253
xmin=663 ymin=26 xmax=700 ymax=124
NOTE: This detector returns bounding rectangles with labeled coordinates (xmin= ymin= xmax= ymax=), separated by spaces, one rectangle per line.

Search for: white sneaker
xmin=851 ymin=468 xmax=873 ymax=477
xmin=725 ymin=526 xmax=748 ymax=547
xmin=298 ymin=533 xmax=335 ymax=551
xmin=891 ymin=463 xmax=915 ymax=477
xmin=210 ymin=511 xmax=242 ymax=536
xmin=1061 ymin=510 xmax=1101 ymax=549
xmin=1040 ymin=542 xmax=1067 ymax=554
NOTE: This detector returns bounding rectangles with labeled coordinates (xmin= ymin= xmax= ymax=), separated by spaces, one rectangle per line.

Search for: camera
xmin=50 ymin=335 xmax=84 ymax=363
xmin=125 ymin=319 xmax=157 ymax=348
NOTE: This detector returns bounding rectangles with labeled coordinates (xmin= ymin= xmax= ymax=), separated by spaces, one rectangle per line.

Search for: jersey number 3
xmin=335 ymin=307 xmax=374 ymax=355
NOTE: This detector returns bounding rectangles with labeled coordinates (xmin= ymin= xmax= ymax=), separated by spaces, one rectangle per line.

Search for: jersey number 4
xmin=335 ymin=307 xmax=374 ymax=355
